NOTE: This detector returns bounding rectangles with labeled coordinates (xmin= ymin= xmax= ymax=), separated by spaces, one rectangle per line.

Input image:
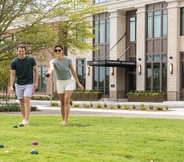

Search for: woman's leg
xmin=63 ymin=90 xmax=73 ymax=125
xmin=58 ymin=93 xmax=65 ymax=123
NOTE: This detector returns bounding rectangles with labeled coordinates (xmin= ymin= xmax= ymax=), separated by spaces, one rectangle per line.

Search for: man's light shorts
xmin=15 ymin=84 xmax=33 ymax=99
xmin=56 ymin=78 xmax=74 ymax=94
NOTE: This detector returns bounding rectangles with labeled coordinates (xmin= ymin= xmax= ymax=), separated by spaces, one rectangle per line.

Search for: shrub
xmin=149 ymin=105 xmax=154 ymax=110
xmin=117 ymin=104 xmax=121 ymax=108
xmin=31 ymin=106 xmax=38 ymax=111
xmin=74 ymin=104 xmax=79 ymax=107
xmin=0 ymin=103 xmax=38 ymax=112
xmin=127 ymin=90 xmax=166 ymax=96
xmin=165 ymin=106 xmax=169 ymax=110
xmin=90 ymin=102 xmax=93 ymax=107
xmin=155 ymin=106 xmax=163 ymax=110
xmin=73 ymin=89 xmax=102 ymax=94
xmin=110 ymin=105 xmax=115 ymax=109
xmin=0 ymin=103 xmax=20 ymax=112
xmin=132 ymin=104 xmax=136 ymax=109
xmin=124 ymin=105 xmax=129 ymax=110
xmin=31 ymin=95 xmax=50 ymax=100
xmin=50 ymin=102 xmax=58 ymax=106
xmin=83 ymin=104 xmax=90 ymax=108
xmin=104 ymin=103 xmax=107 ymax=108
xmin=140 ymin=104 xmax=147 ymax=110
xmin=96 ymin=103 xmax=101 ymax=108
xmin=70 ymin=99 xmax=73 ymax=106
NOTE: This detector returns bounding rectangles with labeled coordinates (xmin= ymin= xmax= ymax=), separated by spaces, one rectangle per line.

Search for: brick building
xmin=6 ymin=0 xmax=184 ymax=101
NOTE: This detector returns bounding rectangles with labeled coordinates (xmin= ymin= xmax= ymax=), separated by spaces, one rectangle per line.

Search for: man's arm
xmin=10 ymin=70 xmax=16 ymax=92
xmin=33 ymin=65 xmax=38 ymax=91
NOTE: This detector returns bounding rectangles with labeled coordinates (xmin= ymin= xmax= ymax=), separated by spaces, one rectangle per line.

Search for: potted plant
xmin=127 ymin=91 xmax=167 ymax=102
xmin=71 ymin=90 xmax=102 ymax=101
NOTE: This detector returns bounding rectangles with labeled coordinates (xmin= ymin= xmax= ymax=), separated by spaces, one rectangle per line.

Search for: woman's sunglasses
xmin=54 ymin=49 xmax=62 ymax=52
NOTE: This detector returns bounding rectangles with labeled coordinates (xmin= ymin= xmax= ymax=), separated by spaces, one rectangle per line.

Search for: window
xmin=94 ymin=0 xmax=109 ymax=4
xmin=93 ymin=62 xmax=109 ymax=96
xmin=147 ymin=8 xmax=167 ymax=38
xmin=130 ymin=17 xmax=136 ymax=41
xmin=154 ymin=11 xmax=161 ymax=38
xmin=146 ymin=3 xmax=167 ymax=92
xmin=147 ymin=12 xmax=152 ymax=38
xmin=162 ymin=10 xmax=167 ymax=37
xmin=37 ymin=66 xmax=46 ymax=92
xmin=146 ymin=54 xmax=167 ymax=91
xmin=93 ymin=13 xmax=110 ymax=96
xmin=106 ymin=19 xmax=110 ymax=43
xmin=94 ymin=14 xmax=110 ymax=44
xmin=76 ymin=59 xmax=86 ymax=88
xmin=181 ymin=53 xmax=184 ymax=88
xmin=181 ymin=8 xmax=184 ymax=35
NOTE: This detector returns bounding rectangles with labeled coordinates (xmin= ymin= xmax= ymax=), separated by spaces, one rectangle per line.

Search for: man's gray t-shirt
xmin=50 ymin=56 xmax=72 ymax=80
xmin=10 ymin=56 xmax=37 ymax=85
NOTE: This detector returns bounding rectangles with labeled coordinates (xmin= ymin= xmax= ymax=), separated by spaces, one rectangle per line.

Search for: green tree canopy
xmin=0 ymin=0 xmax=105 ymax=61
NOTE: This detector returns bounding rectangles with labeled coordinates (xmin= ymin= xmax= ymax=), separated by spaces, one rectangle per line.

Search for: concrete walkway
xmin=1 ymin=100 xmax=184 ymax=119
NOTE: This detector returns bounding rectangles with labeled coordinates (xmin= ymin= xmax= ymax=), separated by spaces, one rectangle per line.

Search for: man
xmin=10 ymin=44 xmax=38 ymax=124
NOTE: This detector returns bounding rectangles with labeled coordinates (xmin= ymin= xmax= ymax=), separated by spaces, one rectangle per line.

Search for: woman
xmin=47 ymin=44 xmax=84 ymax=125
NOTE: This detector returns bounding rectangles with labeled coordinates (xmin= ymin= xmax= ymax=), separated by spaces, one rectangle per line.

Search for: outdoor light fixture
xmin=87 ymin=66 xmax=90 ymax=76
xmin=138 ymin=65 xmax=141 ymax=75
xmin=138 ymin=58 xmax=141 ymax=61
xmin=111 ymin=67 xmax=114 ymax=75
xmin=170 ymin=63 xmax=173 ymax=74
xmin=169 ymin=56 xmax=173 ymax=59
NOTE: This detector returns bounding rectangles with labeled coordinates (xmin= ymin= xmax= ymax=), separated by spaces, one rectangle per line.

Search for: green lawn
xmin=0 ymin=115 xmax=184 ymax=162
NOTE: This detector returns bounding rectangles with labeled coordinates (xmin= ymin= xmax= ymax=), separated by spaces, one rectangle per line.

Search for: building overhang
xmin=87 ymin=60 xmax=136 ymax=68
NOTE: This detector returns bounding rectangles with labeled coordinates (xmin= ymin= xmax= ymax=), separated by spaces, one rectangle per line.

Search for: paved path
xmin=1 ymin=100 xmax=184 ymax=119
xmin=1 ymin=106 xmax=184 ymax=120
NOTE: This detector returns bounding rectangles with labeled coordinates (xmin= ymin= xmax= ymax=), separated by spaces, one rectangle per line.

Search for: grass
xmin=0 ymin=115 xmax=184 ymax=162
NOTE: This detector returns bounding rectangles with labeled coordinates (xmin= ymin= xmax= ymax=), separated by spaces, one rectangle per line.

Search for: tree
xmin=0 ymin=60 xmax=11 ymax=103
xmin=0 ymin=0 xmax=105 ymax=61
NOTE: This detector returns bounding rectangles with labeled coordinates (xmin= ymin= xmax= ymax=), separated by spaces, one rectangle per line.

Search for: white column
xmin=136 ymin=6 xmax=146 ymax=91
xmin=109 ymin=10 xmax=126 ymax=99
xmin=167 ymin=1 xmax=180 ymax=100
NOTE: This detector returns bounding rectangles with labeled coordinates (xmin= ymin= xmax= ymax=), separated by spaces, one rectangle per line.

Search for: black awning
xmin=87 ymin=60 xmax=136 ymax=68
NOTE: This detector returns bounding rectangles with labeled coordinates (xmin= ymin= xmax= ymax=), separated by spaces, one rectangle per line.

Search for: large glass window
xmin=95 ymin=21 xmax=98 ymax=44
xmin=181 ymin=8 xmax=184 ymax=35
xmin=154 ymin=11 xmax=161 ymax=38
xmin=94 ymin=0 xmax=109 ymax=4
xmin=181 ymin=53 xmax=184 ymax=88
xmin=162 ymin=62 xmax=167 ymax=91
xmin=162 ymin=10 xmax=167 ymax=37
xmin=93 ymin=13 xmax=110 ymax=96
xmin=153 ymin=63 xmax=160 ymax=91
xmin=146 ymin=3 xmax=167 ymax=92
xmin=94 ymin=18 xmax=109 ymax=44
xmin=147 ymin=63 xmax=152 ymax=91
xmin=100 ymin=20 xmax=105 ymax=43
xmin=147 ymin=12 xmax=152 ymax=38
xmin=106 ymin=19 xmax=110 ymax=43
xmin=93 ymin=65 xmax=109 ymax=96
xmin=146 ymin=55 xmax=167 ymax=91
xmin=76 ymin=59 xmax=86 ymax=89
xmin=130 ymin=17 xmax=136 ymax=41
xmin=147 ymin=9 xmax=167 ymax=38
xmin=37 ymin=66 xmax=46 ymax=92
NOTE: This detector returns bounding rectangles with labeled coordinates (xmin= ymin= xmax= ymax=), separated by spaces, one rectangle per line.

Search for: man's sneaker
xmin=22 ymin=119 xmax=29 ymax=124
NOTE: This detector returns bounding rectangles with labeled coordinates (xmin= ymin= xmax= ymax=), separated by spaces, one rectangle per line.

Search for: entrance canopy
xmin=87 ymin=60 xmax=136 ymax=68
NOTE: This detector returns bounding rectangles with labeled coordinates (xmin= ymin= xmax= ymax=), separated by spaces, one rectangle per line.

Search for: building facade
xmin=77 ymin=0 xmax=184 ymax=101
xmin=14 ymin=0 xmax=184 ymax=101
